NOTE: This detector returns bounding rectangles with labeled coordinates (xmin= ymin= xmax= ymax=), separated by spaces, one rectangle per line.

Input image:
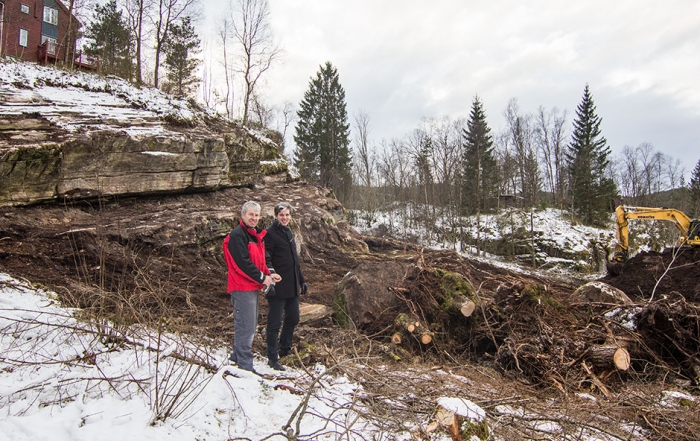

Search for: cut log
xmin=391 ymin=332 xmax=402 ymax=345
xmin=428 ymin=400 xmax=487 ymax=441
xmin=396 ymin=314 xmax=422 ymax=333
xmin=420 ymin=331 xmax=433 ymax=345
xmin=433 ymin=406 xmax=461 ymax=440
xmin=299 ymin=303 xmax=333 ymax=324
xmin=613 ymin=347 xmax=631 ymax=371
xmin=587 ymin=345 xmax=630 ymax=371
xmin=449 ymin=294 xmax=476 ymax=317
xmin=406 ymin=320 xmax=422 ymax=333
xmin=460 ymin=299 xmax=476 ymax=317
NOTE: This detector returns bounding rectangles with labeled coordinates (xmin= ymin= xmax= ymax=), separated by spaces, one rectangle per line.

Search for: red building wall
xmin=1 ymin=0 xmax=79 ymax=63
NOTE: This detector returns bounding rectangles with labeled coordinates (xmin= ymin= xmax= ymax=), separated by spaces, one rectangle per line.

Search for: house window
xmin=20 ymin=4 xmax=30 ymax=14
xmin=19 ymin=29 xmax=29 ymax=47
xmin=43 ymin=6 xmax=58 ymax=25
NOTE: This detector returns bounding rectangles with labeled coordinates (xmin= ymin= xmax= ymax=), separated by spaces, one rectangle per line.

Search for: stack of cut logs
xmin=392 ymin=296 xmax=476 ymax=346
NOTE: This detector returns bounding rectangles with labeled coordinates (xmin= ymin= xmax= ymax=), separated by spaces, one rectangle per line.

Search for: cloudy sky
xmin=204 ymin=0 xmax=700 ymax=172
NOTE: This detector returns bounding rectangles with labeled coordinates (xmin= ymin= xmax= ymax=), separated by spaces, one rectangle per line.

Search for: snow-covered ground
xmin=350 ymin=205 xmax=618 ymax=278
xmin=0 ymin=273 xmax=492 ymax=441
xmin=4 ymin=272 xmax=697 ymax=441
xmin=1 ymin=58 xmax=283 ymax=154
xmin=0 ymin=58 xmax=211 ymax=135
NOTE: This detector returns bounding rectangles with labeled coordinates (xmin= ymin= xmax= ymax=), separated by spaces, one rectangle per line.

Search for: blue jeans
xmin=266 ymin=295 xmax=300 ymax=363
xmin=230 ymin=290 xmax=259 ymax=371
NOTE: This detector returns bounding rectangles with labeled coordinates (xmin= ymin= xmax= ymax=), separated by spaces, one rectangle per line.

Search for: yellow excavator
xmin=610 ymin=205 xmax=700 ymax=265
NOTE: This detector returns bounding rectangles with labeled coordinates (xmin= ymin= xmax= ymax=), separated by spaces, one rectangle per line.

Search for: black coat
xmin=265 ymin=220 xmax=305 ymax=299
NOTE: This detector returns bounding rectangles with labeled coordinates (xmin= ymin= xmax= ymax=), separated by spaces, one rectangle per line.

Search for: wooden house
xmin=0 ymin=0 xmax=97 ymax=70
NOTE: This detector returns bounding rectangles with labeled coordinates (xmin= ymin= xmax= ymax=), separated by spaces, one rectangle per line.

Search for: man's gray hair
xmin=241 ymin=201 xmax=261 ymax=216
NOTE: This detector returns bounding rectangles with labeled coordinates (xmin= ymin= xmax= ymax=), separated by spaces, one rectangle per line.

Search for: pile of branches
xmin=635 ymin=292 xmax=700 ymax=385
xmin=380 ymin=251 xmax=700 ymax=394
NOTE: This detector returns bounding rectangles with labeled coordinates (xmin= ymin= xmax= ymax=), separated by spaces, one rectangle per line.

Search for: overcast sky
xmin=203 ymin=0 xmax=700 ymax=175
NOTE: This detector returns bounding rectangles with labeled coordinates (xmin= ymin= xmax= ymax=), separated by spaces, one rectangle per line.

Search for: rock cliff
xmin=0 ymin=60 xmax=286 ymax=207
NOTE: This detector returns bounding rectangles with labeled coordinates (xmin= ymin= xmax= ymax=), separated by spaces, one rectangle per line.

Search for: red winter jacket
xmin=223 ymin=221 xmax=270 ymax=292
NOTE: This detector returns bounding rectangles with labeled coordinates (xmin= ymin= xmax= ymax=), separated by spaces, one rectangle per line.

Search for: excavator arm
xmin=611 ymin=205 xmax=700 ymax=262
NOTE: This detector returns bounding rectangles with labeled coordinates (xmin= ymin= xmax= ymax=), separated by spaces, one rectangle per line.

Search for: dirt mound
xmin=600 ymin=247 xmax=700 ymax=302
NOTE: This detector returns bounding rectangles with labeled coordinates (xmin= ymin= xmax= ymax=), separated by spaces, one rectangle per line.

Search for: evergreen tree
xmin=162 ymin=17 xmax=201 ymax=96
xmin=294 ymin=62 xmax=352 ymax=201
xmin=690 ymin=158 xmax=700 ymax=217
xmin=565 ymin=85 xmax=617 ymax=225
xmin=462 ymin=96 xmax=498 ymax=215
xmin=84 ymin=0 xmax=134 ymax=80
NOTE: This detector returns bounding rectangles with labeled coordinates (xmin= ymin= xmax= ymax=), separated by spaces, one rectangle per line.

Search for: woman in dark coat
xmin=264 ymin=203 xmax=307 ymax=371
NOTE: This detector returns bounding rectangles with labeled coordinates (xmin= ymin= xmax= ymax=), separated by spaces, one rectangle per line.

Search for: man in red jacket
xmin=223 ymin=201 xmax=279 ymax=372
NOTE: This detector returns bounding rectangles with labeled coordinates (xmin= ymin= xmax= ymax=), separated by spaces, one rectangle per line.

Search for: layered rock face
xmin=0 ymin=61 xmax=286 ymax=207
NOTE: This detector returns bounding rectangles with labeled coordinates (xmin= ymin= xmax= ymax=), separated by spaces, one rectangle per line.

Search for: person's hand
xmin=301 ymin=282 xmax=308 ymax=295
xmin=263 ymin=275 xmax=273 ymax=287
xmin=271 ymin=273 xmax=282 ymax=283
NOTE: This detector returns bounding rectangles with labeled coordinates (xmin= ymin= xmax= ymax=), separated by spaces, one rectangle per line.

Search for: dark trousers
xmin=266 ymin=295 xmax=300 ymax=363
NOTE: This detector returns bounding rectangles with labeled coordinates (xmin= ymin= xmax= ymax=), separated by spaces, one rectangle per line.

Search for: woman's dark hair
xmin=274 ymin=202 xmax=292 ymax=216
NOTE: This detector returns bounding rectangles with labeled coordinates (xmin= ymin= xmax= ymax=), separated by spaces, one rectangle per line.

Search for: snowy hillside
xmin=351 ymin=205 xmax=618 ymax=277
xmin=0 ymin=59 xmax=214 ymax=135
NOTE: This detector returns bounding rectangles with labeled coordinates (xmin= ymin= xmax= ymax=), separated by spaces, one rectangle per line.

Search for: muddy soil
xmin=600 ymin=247 xmax=700 ymax=302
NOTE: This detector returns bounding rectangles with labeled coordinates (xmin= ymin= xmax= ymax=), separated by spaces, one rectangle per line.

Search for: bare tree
xmin=353 ymin=110 xmax=374 ymax=189
xmin=123 ymin=0 xmax=155 ymax=85
xmin=61 ymin=0 xmax=90 ymax=67
xmin=429 ymin=116 xmax=464 ymax=208
xmin=277 ymin=100 xmax=295 ymax=145
xmin=151 ymin=0 xmax=200 ymax=88
xmin=230 ymin=0 xmax=280 ymax=125
xmin=504 ymin=99 xmax=540 ymax=207
xmin=216 ymin=15 xmax=235 ymax=119
xmin=249 ymin=90 xmax=273 ymax=126
xmin=200 ymin=38 xmax=214 ymax=107
xmin=378 ymin=139 xmax=412 ymax=203
xmin=618 ymin=145 xmax=642 ymax=199
xmin=534 ymin=106 xmax=567 ymax=207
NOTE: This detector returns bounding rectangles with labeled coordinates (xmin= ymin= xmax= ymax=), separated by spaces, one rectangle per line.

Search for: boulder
xmin=572 ymin=281 xmax=634 ymax=305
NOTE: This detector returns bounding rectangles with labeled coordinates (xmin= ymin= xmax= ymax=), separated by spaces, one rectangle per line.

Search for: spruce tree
xmin=294 ymin=62 xmax=352 ymax=201
xmin=162 ymin=17 xmax=201 ymax=97
xmin=84 ymin=0 xmax=134 ymax=80
xmin=462 ymin=96 xmax=498 ymax=215
xmin=565 ymin=85 xmax=617 ymax=225
xmin=690 ymin=158 xmax=700 ymax=217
